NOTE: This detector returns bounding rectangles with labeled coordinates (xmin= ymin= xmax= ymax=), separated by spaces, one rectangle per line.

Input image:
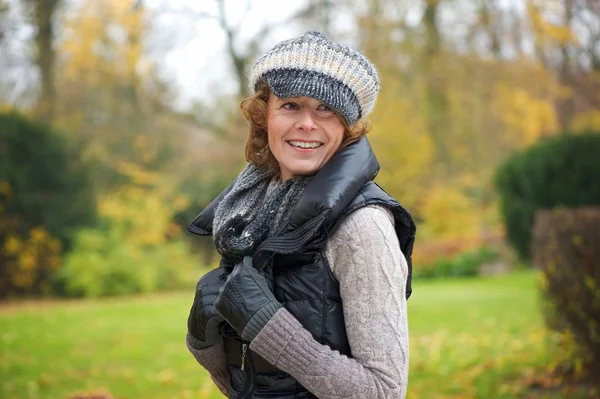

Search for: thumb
xmin=243 ymin=256 xmax=253 ymax=269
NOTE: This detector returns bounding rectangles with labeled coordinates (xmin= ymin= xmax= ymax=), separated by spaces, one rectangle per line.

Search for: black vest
xmin=188 ymin=137 xmax=416 ymax=399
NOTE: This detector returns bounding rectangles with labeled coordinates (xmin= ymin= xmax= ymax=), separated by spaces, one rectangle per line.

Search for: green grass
xmin=0 ymin=270 xmax=577 ymax=399
xmin=408 ymin=271 xmax=554 ymax=398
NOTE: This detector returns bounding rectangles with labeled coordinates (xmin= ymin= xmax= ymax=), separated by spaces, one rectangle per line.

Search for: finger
xmin=230 ymin=260 xmax=250 ymax=278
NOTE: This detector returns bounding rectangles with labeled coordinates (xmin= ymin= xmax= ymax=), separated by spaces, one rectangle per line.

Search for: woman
xmin=186 ymin=31 xmax=416 ymax=399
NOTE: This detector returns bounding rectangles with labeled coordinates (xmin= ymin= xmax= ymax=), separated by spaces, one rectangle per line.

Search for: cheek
xmin=266 ymin=117 xmax=286 ymax=162
xmin=267 ymin=115 xmax=285 ymax=143
xmin=266 ymin=118 xmax=276 ymax=148
xmin=329 ymin=124 xmax=345 ymax=150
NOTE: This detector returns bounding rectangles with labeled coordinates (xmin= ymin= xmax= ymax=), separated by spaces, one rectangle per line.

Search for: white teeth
xmin=288 ymin=141 xmax=322 ymax=149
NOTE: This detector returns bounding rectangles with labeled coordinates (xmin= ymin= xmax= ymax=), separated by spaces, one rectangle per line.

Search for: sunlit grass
xmin=0 ymin=270 xmax=582 ymax=399
xmin=1 ymin=292 xmax=224 ymax=399
xmin=407 ymin=271 xmax=558 ymax=398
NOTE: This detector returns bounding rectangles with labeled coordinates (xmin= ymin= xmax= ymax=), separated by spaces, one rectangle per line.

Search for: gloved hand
xmin=214 ymin=256 xmax=282 ymax=342
xmin=187 ymin=266 xmax=230 ymax=349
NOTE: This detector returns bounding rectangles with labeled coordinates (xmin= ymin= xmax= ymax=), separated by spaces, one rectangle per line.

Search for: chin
xmin=289 ymin=169 xmax=316 ymax=177
xmin=289 ymin=162 xmax=323 ymax=177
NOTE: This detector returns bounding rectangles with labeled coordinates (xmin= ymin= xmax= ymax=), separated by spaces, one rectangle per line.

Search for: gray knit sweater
xmin=187 ymin=205 xmax=409 ymax=398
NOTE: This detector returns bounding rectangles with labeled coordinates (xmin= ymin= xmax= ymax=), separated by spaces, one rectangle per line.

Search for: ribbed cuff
xmin=250 ymin=307 xmax=322 ymax=373
xmin=241 ymin=301 xmax=282 ymax=342
xmin=186 ymin=331 xmax=214 ymax=350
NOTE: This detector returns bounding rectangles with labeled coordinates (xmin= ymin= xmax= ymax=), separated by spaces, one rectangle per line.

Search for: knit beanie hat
xmin=249 ymin=31 xmax=379 ymax=126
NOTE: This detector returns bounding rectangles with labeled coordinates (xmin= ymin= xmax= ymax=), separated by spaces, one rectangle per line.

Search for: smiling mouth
xmin=287 ymin=140 xmax=323 ymax=149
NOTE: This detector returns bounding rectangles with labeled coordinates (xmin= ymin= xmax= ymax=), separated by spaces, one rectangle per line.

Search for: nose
xmin=295 ymin=109 xmax=318 ymax=132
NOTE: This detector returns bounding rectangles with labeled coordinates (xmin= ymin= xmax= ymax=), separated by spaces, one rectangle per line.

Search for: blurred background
xmin=1 ymin=0 xmax=599 ymax=398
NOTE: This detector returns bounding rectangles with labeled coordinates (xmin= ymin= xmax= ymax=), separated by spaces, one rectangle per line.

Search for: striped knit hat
xmin=249 ymin=31 xmax=379 ymax=126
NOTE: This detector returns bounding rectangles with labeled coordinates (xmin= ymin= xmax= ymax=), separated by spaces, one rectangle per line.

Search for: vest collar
xmin=187 ymin=136 xmax=379 ymax=242
xmin=283 ymin=135 xmax=379 ymax=232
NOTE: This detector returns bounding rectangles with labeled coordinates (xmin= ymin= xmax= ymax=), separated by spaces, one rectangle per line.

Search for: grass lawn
xmin=0 ymin=270 xmax=579 ymax=399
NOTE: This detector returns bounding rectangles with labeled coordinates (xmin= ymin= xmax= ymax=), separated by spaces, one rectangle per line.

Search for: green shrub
xmin=494 ymin=132 xmax=600 ymax=261
xmin=57 ymin=226 xmax=199 ymax=298
xmin=414 ymin=246 xmax=499 ymax=279
xmin=0 ymin=112 xmax=96 ymax=297
xmin=532 ymin=206 xmax=600 ymax=378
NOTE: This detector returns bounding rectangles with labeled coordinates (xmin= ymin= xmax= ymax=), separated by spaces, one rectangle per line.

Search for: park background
xmin=1 ymin=0 xmax=599 ymax=398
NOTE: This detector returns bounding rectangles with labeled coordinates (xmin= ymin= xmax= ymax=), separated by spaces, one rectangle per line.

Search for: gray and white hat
xmin=249 ymin=31 xmax=379 ymax=126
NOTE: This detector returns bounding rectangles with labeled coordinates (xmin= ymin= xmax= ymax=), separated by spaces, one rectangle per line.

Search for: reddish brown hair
xmin=240 ymin=85 xmax=371 ymax=177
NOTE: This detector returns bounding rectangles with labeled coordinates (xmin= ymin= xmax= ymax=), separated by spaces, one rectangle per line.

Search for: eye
xmin=317 ymin=103 xmax=333 ymax=112
xmin=281 ymin=102 xmax=299 ymax=110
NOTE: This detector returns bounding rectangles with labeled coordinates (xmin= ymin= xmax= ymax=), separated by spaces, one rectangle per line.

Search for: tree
xmin=0 ymin=111 xmax=96 ymax=297
xmin=29 ymin=0 xmax=60 ymax=123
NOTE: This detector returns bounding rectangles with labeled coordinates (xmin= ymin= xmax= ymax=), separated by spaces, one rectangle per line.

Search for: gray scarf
xmin=213 ymin=164 xmax=311 ymax=264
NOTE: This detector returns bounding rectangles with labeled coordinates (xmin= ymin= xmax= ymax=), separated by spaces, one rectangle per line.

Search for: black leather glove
xmin=214 ymin=256 xmax=282 ymax=342
xmin=187 ymin=266 xmax=229 ymax=349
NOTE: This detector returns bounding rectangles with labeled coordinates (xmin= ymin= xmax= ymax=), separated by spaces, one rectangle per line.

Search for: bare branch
xmin=234 ymin=0 xmax=253 ymax=32
xmin=563 ymin=69 xmax=600 ymax=108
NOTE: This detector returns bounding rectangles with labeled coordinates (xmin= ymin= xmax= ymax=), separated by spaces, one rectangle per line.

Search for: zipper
xmin=240 ymin=341 xmax=255 ymax=398
xmin=241 ymin=343 xmax=248 ymax=371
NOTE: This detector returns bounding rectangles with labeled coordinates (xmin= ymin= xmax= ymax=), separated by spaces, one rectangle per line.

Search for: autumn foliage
xmin=56 ymin=163 xmax=199 ymax=297
xmin=532 ymin=207 xmax=600 ymax=378
xmin=2 ymin=0 xmax=600 ymax=299
xmin=0 ymin=112 xmax=95 ymax=297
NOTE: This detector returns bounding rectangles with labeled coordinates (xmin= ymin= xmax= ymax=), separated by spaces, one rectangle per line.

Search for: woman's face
xmin=267 ymin=94 xmax=345 ymax=182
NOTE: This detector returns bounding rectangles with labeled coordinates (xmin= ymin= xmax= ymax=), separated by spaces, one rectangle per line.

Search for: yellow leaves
xmin=37 ymin=373 xmax=53 ymax=388
xmin=116 ymin=161 xmax=162 ymax=187
xmin=166 ymin=222 xmax=182 ymax=238
xmin=98 ymin=195 xmax=128 ymax=221
xmin=29 ymin=227 xmax=48 ymax=243
xmin=418 ymin=185 xmax=482 ymax=241
xmin=198 ymin=382 xmax=220 ymax=398
xmin=133 ymin=135 xmax=159 ymax=165
xmin=571 ymin=110 xmax=600 ymax=131
xmin=67 ymin=389 xmax=115 ymax=399
xmin=3 ymin=235 xmax=21 ymax=255
xmin=369 ymin=91 xmax=435 ymax=212
xmin=527 ymin=2 xmax=577 ymax=46
xmin=18 ymin=253 xmax=37 ymax=271
xmin=96 ymin=164 xmax=186 ymax=250
xmin=1 ymin=227 xmax=62 ymax=292
xmin=0 ymin=180 xmax=12 ymax=197
xmin=158 ymin=369 xmax=175 ymax=385
xmin=173 ymin=196 xmax=190 ymax=212
xmin=99 ymin=189 xmax=169 ymax=246
xmin=0 ymin=103 xmax=17 ymax=114
xmin=492 ymin=84 xmax=558 ymax=148
xmin=12 ymin=271 xmax=35 ymax=289
xmin=59 ymin=0 xmax=147 ymax=83
xmin=98 ymin=163 xmax=178 ymax=247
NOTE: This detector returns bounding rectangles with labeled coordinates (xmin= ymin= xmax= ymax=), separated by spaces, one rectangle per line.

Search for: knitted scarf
xmin=212 ymin=164 xmax=311 ymax=264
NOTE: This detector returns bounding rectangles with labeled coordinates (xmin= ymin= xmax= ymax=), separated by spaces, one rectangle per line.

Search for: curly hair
xmin=240 ymin=84 xmax=372 ymax=177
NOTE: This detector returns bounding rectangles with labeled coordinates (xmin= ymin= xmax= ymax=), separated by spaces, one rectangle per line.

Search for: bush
xmin=0 ymin=112 xmax=96 ymax=297
xmin=56 ymin=181 xmax=201 ymax=297
xmin=57 ymin=228 xmax=198 ymax=297
xmin=494 ymin=132 xmax=600 ymax=261
xmin=532 ymin=206 xmax=600 ymax=376
xmin=414 ymin=245 xmax=499 ymax=279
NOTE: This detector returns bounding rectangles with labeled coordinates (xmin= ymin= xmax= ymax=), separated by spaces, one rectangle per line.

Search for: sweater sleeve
xmin=186 ymin=333 xmax=230 ymax=397
xmin=249 ymin=205 xmax=409 ymax=399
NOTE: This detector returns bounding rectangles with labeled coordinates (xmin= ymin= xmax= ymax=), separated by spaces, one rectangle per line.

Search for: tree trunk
xmin=557 ymin=0 xmax=575 ymax=131
xmin=32 ymin=0 xmax=60 ymax=123
xmin=423 ymin=0 xmax=451 ymax=171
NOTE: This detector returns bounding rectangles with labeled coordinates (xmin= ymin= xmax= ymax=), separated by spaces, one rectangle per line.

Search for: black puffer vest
xmin=187 ymin=137 xmax=416 ymax=399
